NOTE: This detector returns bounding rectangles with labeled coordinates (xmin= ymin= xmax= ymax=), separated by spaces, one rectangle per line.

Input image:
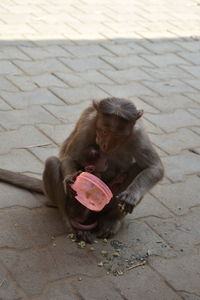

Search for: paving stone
xmin=192 ymin=127 xmax=200 ymax=135
xmin=0 ymin=248 xmax=59 ymax=296
xmin=59 ymin=57 xmax=113 ymax=72
xmin=99 ymin=82 xmax=157 ymax=98
xmin=13 ymin=58 xmax=71 ymax=75
xmin=102 ymin=54 xmax=154 ymax=70
xmin=111 ymin=266 xmax=181 ymax=300
xmin=103 ymin=42 xmax=149 ymax=55
xmin=142 ymin=53 xmax=190 ymax=67
xmin=182 ymin=79 xmax=200 ymax=91
xmin=151 ymin=176 xmax=200 ymax=215
xmin=34 ymin=281 xmax=79 ymax=300
xmin=142 ymin=118 xmax=164 ymax=135
xmin=143 ymin=79 xmax=197 ymax=96
xmin=63 ymin=44 xmax=110 ymax=57
xmin=111 ymin=221 xmax=176 ymax=258
xmin=9 ymin=207 xmax=66 ymax=247
xmin=54 ymin=72 xmax=87 ymax=87
xmin=0 ymin=77 xmax=18 ymax=92
xmin=130 ymin=96 xmax=159 ymax=113
xmin=1 ymin=88 xmax=63 ymax=108
xmin=0 ymin=149 xmax=43 ymax=174
xmin=186 ymin=93 xmax=200 ymax=105
xmin=30 ymin=147 xmax=58 ymax=162
xmin=0 ymin=211 xmax=31 ymax=249
xmin=0 ymin=97 xmax=12 ymax=110
xmin=19 ymin=45 xmax=72 ymax=60
xmin=0 ymin=266 xmax=25 ymax=300
xmin=31 ymin=73 xmax=68 ymax=88
xmin=48 ymin=237 xmax=104 ymax=278
xmin=145 ymin=110 xmax=199 ymax=133
xmin=150 ymin=128 xmax=200 ymax=155
xmin=80 ymin=70 xmax=114 ymax=85
xmin=0 ymin=126 xmax=53 ymax=154
xmin=72 ymin=278 xmax=123 ymax=300
xmin=44 ymin=101 xmax=90 ymax=124
xmin=128 ymin=194 xmax=173 ymax=220
xmin=140 ymin=94 xmax=199 ymax=112
xmin=38 ymin=124 xmax=75 ymax=144
xmin=101 ymin=67 xmax=152 ymax=84
xmin=175 ymin=40 xmax=200 ymax=53
xmin=189 ymin=108 xmax=200 ymax=119
xmin=146 ymin=208 xmax=200 ymax=254
xmin=162 ymin=151 xmax=200 ymax=181
xmin=0 ymin=61 xmax=22 ymax=75
xmin=0 ymin=183 xmax=41 ymax=209
xmin=0 ymin=46 xmax=29 ymax=60
xmin=140 ymin=41 xmax=184 ymax=54
xmin=0 ymin=106 xmax=60 ymax=130
xmin=150 ymin=255 xmax=200 ymax=295
xmin=7 ymin=75 xmax=37 ymax=91
xmin=143 ymin=65 xmax=193 ymax=80
xmin=51 ymin=85 xmax=109 ymax=104
xmin=180 ymin=65 xmax=200 ymax=78
xmin=181 ymin=292 xmax=200 ymax=300
xmin=179 ymin=52 xmax=200 ymax=65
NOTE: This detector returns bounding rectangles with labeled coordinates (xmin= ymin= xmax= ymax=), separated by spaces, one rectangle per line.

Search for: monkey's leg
xmin=96 ymin=163 xmax=141 ymax=238
xmin=43 ymin=156 xmax=68 ymax=223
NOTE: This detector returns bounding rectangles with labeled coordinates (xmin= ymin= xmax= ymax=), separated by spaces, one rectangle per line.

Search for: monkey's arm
xmin=119 ymin=127 xmax=164 ymax=213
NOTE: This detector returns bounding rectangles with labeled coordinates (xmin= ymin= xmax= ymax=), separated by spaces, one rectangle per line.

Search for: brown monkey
xmin=0 ymin=98 xmax=164 ymax=242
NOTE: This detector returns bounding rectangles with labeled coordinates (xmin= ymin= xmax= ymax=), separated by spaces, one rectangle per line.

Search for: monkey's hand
xmin=63 ymin=171 xmax=82 ymax=194
xmin=75 ymin=230 xmax=94 ymax=244
xmin=117 ymin=190 xmax=140 ymax=214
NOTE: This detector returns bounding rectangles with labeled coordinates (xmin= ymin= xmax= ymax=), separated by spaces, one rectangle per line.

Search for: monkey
xmin=0 ymin=97 xmax=164 ymax=243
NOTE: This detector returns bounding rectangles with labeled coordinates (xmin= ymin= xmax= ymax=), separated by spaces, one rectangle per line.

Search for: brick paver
xmin=0 ymin=0 xmax=200 ymax=299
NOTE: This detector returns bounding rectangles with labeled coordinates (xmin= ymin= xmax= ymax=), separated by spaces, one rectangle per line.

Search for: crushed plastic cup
xmin=70 ymin=172 xmax=113 ymax=211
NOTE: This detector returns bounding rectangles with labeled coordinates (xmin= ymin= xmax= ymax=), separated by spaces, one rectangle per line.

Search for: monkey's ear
xmin=136 ymin=109 xmax=144 ymax=120
xmin=93 ymin=100 xmax=99 ymax=111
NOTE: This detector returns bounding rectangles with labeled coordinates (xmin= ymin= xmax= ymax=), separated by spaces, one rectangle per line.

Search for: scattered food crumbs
xmin=78 ymin=277 xmax=82 ymax=281
xmin=127 ymin=260 xmax=147 ymax=271
xmin=67 ymin=233 xmax=75 ymax=239
xmin=90 ymin=247 xmax=95 ymax=251
xmin=51 ymin=236 xmax=55 ymax=240
xmin=117 ymin=270 xmax=124 ymax=276
xmin=147 ymin=250 xmax=151 ymax=256
xmin=94 ymin=240 xmax=98 ymax=244
xmin=98 ymin=262 xmax=103 ymax=267
xmin=78 ymin=241 xmax=86 ymax=248
xmin=106 ymin=272 xmax=110 ymax=275
xmin=53 ymin=242 xmax=56 ymax=247
xmin=103 ymin=238 xmax=108 ymax=244
xmin=101 ymin=250 xmax=108 ymax=255
xmin=113 ymin=252 xmax=120 ymax=257
xmin=72 ymin=239 xmax=76 ymax=242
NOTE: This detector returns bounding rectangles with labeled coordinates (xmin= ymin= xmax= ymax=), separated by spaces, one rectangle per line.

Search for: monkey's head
xmin=93 ymin=97 xmax=143 ymax=153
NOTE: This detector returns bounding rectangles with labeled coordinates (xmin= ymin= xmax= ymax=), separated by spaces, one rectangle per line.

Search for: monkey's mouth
xmin=70 ymin=218 xmax=98 ymax=230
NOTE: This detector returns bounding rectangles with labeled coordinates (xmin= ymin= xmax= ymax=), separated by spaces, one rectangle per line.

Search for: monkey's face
xmin=96 ymin=114 xmax=133 ymax=153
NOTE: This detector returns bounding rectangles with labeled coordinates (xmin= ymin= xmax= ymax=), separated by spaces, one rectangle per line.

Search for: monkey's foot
xmin=75 ymin=230 xmax=94 ymax=244
xmin=96 ymin=219 xmax=121 ymax=239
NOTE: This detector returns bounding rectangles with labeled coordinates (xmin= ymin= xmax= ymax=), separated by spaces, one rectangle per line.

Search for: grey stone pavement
xmin=0 ymin=0 xmax=200 ymax=299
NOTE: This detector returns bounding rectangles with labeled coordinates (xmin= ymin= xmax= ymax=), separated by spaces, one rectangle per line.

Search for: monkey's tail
xmin=0 ymin=168 xmax=44 ymax=194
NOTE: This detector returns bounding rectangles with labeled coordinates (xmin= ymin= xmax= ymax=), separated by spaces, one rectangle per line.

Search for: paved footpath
xmin=0 ymin=0 xmax=200 ymax=299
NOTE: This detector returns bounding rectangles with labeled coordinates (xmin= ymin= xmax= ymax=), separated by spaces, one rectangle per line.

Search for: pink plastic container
xmin=70 ymin=172 xmax=113 ymax=211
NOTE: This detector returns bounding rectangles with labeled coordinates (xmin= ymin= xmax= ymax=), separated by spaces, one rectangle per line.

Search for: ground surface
xmin=0 ymin=0 xmax=200 ymax=299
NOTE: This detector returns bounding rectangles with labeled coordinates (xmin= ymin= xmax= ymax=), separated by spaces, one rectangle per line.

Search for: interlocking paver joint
xmin=0 ymin=0 xmax=200 ymax=299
